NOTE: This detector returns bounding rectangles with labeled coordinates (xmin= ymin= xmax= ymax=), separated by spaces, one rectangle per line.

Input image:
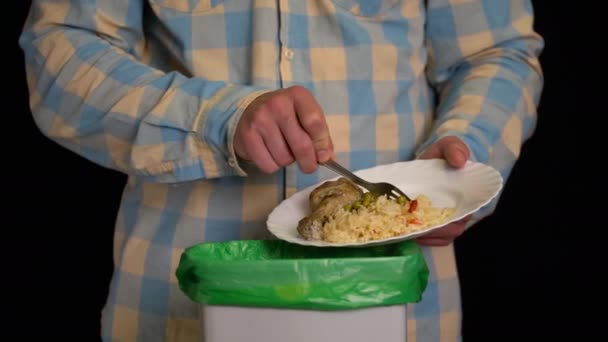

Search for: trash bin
xmin=176 ymin=239 xmax=429 ymax=342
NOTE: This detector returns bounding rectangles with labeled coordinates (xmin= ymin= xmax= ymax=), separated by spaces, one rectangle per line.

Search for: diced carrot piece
xmin=408 ymin=200 xmax=418 ymax=213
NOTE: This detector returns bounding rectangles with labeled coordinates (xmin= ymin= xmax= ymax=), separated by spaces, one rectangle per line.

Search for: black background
xmin=7 ymin=1 xmax=605 ymax=341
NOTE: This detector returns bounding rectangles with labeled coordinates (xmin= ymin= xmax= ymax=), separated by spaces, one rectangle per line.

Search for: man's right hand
xmin=234 ymin=86 xmax=334 ymax=174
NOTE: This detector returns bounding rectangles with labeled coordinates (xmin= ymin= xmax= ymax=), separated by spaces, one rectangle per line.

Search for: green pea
xmin=362 ymin=192 xmax=374 ymax=206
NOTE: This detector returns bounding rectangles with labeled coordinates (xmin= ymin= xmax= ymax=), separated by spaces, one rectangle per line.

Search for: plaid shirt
xmin=20 ymin=0 xmax=543 ymax=341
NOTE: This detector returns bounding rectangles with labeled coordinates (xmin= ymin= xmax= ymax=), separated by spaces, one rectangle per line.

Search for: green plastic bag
xmin=176 ymin=239 xmax=429 ymax=311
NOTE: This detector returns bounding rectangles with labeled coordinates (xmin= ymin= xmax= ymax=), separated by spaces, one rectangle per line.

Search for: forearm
xmin=19 ymin=0 xmax=269 ymax=183
xmin=417 ymin=41 xmax=544 ymax=163
xmin=418 ymin=0 xmax=544 ymax=223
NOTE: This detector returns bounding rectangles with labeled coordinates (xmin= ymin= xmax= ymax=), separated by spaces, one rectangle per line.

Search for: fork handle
xmin=320 ymin=160 xmax=370 ymax=187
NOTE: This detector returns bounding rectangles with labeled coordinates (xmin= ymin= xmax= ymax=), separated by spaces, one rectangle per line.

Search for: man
xmin=19 ymin=0 xmax=543 ymax=341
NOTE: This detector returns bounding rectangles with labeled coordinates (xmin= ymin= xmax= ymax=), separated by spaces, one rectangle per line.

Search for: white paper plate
xmin=266 ymin=159 xmax=503 ymax=247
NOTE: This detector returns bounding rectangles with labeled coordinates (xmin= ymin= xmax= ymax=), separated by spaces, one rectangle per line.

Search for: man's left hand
xmin=415 ymin=136 xmax=472 ymax=246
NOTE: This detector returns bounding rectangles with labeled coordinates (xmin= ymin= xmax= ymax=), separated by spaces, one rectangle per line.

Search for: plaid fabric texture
xmin=20 ymin=1 xmax=543 ymax=341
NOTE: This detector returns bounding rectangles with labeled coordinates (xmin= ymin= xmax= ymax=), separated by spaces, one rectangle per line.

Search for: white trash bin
xmin=176 ymin=240 xmax=427 ymax=342
xmin=202 ymin=304 xmax=407 ymax=342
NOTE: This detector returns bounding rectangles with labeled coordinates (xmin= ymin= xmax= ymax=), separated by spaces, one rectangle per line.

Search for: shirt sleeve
xmin=19 ymin=0 xmax=270 ymax=183
xmin=416 ymin=0 xmax=544 ymax=224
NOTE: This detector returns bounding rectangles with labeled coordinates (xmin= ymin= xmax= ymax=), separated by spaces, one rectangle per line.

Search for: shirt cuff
xmin=195 ymin=85 xmax=273 ymax=178
xmin=225 ymin=89 xmax=273 ymax=176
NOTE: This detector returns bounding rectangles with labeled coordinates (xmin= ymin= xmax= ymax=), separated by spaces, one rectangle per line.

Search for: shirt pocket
xmin=332 ymin=0 xmax=403 ymax=18
xmin=148 ymin=0 xmax=225 ymax=13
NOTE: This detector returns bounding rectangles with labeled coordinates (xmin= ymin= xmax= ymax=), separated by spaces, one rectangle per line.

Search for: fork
xmin=321 ymin=159 xmax=411 ymax=201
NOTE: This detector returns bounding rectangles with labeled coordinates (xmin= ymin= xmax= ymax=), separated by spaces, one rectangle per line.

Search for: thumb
xmin=418 ymin=136 xmax=470 ymax=168
xmin=443 ymin=138 xmax=469 ymax=168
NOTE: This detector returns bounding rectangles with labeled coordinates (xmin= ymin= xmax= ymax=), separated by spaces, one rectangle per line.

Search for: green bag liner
xmin=176 ymin=239 xmax=429 ymax=311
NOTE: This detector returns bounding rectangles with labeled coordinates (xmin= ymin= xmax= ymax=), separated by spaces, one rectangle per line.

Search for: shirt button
xmin=283 ymin=48 xmax=294 ymax=60
xmin=228 ymin=158 xmax=237 ymax=167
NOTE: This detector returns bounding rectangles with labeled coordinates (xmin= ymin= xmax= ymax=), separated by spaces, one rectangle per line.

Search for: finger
xmin=276 ymin=115 xmax=317 ymax=173
xmin=420 ymin=223 xmax=466 ymax=239
xmin=418 ymin=136 xmax=470 ymax=168
xmin=288 ymin=86 xmax=334 ymax=163
xmin=262 ymin=90 xmax=317 ymax=173
xmin=245 ymin=131 xmax=280 ymax=174
xmin=459 ymin=214 xmax=473 ymax=224
xmin=443 ymin=138 xmax=469 ymax=168
xmin=416 ymin=237 xmax=453 ymax=246
xmin=418 ymin=143 xmax=442 ymax=160
xmin=256 ymin=115 xmax=295 ymax=167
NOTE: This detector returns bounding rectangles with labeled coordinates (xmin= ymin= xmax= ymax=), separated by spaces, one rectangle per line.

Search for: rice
xmin=321 ymin=194 xmax=455 ymax=243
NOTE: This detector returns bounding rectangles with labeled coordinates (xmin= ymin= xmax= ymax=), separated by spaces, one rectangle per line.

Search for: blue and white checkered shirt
xmin=20 ymin=0 xmax=543 ymax=341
